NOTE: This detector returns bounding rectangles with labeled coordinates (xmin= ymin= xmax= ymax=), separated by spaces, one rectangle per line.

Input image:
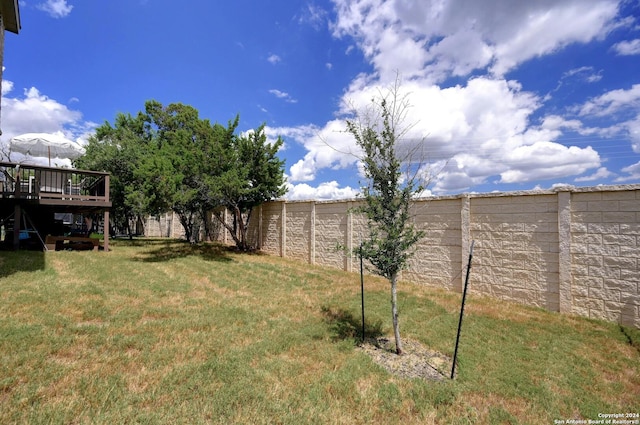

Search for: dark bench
xmin=45 ymin=235 xmax=100 ymax=251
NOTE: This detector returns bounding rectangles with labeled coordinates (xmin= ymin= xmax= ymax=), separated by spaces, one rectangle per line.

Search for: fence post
xmin=310 ymin=201 xmax=316 ymax=265
xmin=102 ymin=174 xmax=111 ymax=252
xmin=557 ymin=190 xmax=572 ymax=313
xmin=346 ymin=201 xmax=353 ymax=272
xmin=103 ymin=210 xmax=110 ymax=252
xmin=258 ymin=204 xmax=263 ymax=250
xmin=460 ymin=195 xmax=471 ymax=293
xmin=281 ymin=201 xmax=287 ymax=258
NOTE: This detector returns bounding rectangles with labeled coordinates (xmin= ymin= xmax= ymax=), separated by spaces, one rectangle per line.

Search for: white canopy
xmin=9 ymin=133 xmax=86 ymax=166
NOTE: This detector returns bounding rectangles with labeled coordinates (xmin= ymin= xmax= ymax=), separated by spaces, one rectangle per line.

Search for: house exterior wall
xmin=0 ymin=0 xmax=21 ymax=135
xmin=1 ymin=15 xmax=6 ymax=134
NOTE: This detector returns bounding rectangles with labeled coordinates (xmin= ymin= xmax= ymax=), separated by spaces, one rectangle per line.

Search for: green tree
xmin=346 ymin=89 xmax=425 ymax=355
xmin=75 ymin=112 xmax=150 ymax=238
xmin=77 ymin=100 xmax=286 ymax=247
xmin=211 ymin=124 xmax=287 ymax=251
xmin=138 ymin=100 xmax=210 ymax=243
xmin=195 ymin=116 xmax=240 ymax=241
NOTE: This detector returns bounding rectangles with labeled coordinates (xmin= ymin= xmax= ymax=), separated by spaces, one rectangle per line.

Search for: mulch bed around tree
xmin=357 ymin=337 xmax=452 ymax=381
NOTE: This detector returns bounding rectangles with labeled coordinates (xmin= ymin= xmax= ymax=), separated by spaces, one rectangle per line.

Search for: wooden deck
xmin=0 ymin=162 xmax=111 ymax=251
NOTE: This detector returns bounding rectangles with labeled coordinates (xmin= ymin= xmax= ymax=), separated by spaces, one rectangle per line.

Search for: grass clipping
xmin=358 ymin=337 xmax=451 ymax=381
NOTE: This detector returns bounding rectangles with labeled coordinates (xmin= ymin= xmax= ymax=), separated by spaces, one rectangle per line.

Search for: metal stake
xmin=451 ymin=240 xmax=475 ymax=379
xmin=360 ymin=242 xmax=365 ymax=342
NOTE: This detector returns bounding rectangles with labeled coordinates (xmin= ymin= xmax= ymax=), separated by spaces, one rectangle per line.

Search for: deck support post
xmin=12 ymin=204 xmax=21 ymax=250
xmin=103 ymin=210 xmax=110 ymax=252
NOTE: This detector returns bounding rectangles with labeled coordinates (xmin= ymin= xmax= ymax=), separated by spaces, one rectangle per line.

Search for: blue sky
xmin=2 ymin=0 xmax=640 ymax=200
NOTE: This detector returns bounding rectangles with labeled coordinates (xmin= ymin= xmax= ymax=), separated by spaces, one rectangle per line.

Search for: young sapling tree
xmin=346 ymin=83 xmax=426 ymax=355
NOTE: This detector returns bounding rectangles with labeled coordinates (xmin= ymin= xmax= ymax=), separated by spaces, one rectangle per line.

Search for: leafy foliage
xmin=75 ymin=112 xmax=151 ymax=237
xmin=348 ymin=99 xmax=424 ymax=281
xmin=76 ymin=100 xmax=287 ymax=247
xmin=211 ymin=124 xmax=286 ymax=250
xmin=346 ymin=93 xmax=425 ymax=355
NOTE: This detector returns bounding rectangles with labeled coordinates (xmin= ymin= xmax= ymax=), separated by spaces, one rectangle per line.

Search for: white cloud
xmin=274 ymin=118 xmax=360 ymax=183
xmin=298 ymin=3 xmax=328 ymax=31
xmin=540 ymin=115 xmax=590 ymax=134
xmin=289 ymin=158 xmax=317 ymax=182
xmin=331 ymin=0 xmax=622 ymax=83
xmin=422 ymin=155 xmax=483 ymax=192
xmin=1 ymin=80 xmax=14 ymax=96
xmin=0 ymin=83 xmax=96 ymax=164
xmin=426 ymin=28 xmax=493 ymax=80
xmin=576 ymin=86 xmax=640 ymax=153
xmin=562 ymin=66 xmax=603 ymax=84
xmin=267 ymin=54 xmax=281 ymax=64
xmin=626 ymin=115 xmax=640 ymax=153
xmin=1 ymin=86 xmax=83 ymax=140
xmin=612 ymin=38 xmax=640 ymax=55
xmin=615 ymin=161 xmax=640 ymax=182
xmin=280 ymin=74 xmax=605 ymax=193
xmin=37 ymin=0 xmax=73 ymax=18
xmin=269 ymin=0 xmax=631 ymax=198
xmin=499 ymin=142 xmax=601 ymax=183
xmin=488 ymin=1 xmax=619 ymax=75
xmin=266 ymin=124 xmax=320 ymax=154
xmin=285 ymin=180 xmax=359 ymax=200
xmin=575 ymin=167 xmax=613 ymax=182
xmin=269 ymin=89 xmax=298 ymax=103
xmin=578 ymin=84 xmax=640 ymax=117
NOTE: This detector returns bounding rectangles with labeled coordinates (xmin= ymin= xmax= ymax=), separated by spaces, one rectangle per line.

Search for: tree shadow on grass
xmin=0 ymin=250 xmax=45 ymax=278
xmin=111 ymin=237 xmax=172 ymax=247
xmin=131 ymin=240 xmax=234 ymax=263
xmin=619 ymin=324 xmax=640 ymax=355
xmin=321 ymin=305 xmax=385 ymax=342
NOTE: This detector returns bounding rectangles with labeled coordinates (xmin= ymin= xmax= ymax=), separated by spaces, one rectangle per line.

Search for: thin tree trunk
xmin=391 ymin=272 xmax=403 ymax=355
xmin=240 ymin=208 xmax=252 ymax=250
xmin=233 ymin=206 xmax=244 ymax=249
xmin=136 ymin=215 xmax=145 ymax=237
xmin=236 ymin=207 xmax=252 ymax=251
xmin=177 ymin=211 xmax=193 ymax=244
xmin=201 ymin=209 xmax=212 ymax=241
xmin=213 ymin=209 xmax=243 ymax=249
xmin=126 ymin=215 xmax=133 ymax=240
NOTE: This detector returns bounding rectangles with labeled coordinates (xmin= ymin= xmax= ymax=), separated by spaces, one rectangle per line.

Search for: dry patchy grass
xmin=0 ymin=238 xmax=638 ymax=424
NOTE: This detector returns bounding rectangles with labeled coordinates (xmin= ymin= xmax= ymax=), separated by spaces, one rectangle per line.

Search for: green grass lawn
xmin=1 ymin=239 xmax=638 ymax=424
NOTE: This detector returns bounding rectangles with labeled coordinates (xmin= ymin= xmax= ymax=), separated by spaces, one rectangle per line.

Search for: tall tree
xmin=74 ymin=112 xmax=150 ymax=238
xmin=77 ymin=100 xmax=286 ymax=247
xmin=138 ymin=100 xmax=213 ymax=243
xmin=195 ymin=117 xmax=239 ymax=241
xmin=346 ymin=87 xmax=425 ymax=355
xmin=211 ymin=124 xmax=287 ymax=251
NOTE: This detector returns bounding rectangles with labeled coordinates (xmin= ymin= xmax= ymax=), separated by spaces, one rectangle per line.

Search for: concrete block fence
xmin=145 ymin=184 xmax=640 ymax=328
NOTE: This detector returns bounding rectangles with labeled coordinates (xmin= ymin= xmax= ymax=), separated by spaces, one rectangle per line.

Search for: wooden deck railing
xmin=0 ymin=161 xmax=110 ymax=205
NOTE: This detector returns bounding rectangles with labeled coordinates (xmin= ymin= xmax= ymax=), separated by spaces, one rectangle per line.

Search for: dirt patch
xmin=357 ymin=337 xmax=451 ymax=381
